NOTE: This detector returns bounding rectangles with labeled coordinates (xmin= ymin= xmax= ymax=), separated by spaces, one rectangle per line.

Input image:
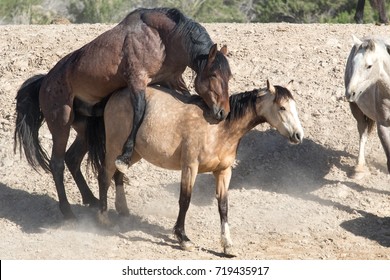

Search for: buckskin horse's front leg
xmin=174 ymin=164 xmax=198 ymax=251
xmin=214 ymin=167 xmax=235 ymax=257
xmin=115 ymin=88 xmax=146 ymax=173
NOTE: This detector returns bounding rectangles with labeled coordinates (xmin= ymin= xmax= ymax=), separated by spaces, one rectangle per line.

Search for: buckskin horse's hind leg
xmin=113 ymin=171 xmax=130 ymax=216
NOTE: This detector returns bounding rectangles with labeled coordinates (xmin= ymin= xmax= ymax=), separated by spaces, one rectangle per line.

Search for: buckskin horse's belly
xmin=135 ymin=86 xmax=219 ymax=171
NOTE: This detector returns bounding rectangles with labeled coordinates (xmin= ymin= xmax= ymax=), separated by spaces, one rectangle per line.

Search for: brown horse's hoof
xmin=180 ymin=241 xmax=195 ymax=251
xmin=115 ymin=159 xmax=128 ymax=174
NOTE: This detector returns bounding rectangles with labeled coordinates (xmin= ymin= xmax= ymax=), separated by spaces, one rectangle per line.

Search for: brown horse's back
xmin=40 ymin=8 xmax=192 ymax=107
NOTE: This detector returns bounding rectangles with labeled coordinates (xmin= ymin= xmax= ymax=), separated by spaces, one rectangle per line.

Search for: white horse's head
xmin=345 ymin=35 xmax=390 ymax=102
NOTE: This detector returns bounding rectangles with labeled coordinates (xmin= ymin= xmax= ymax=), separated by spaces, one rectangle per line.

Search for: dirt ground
xmin=1 ymin=22 xmax=390 ymax=260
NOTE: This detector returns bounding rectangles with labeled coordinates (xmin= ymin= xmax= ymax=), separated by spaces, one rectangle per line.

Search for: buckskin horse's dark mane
xmin=226 ymin=86 xmax=294 ymax=123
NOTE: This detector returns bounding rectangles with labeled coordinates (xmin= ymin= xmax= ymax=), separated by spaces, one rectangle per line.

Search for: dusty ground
xmin=1 ymin=22 xmax=390 ymax=260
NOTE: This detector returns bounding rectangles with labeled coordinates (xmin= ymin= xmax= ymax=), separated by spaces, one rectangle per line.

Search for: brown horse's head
xmin=195 ymin=44 xmax=231 ymax=121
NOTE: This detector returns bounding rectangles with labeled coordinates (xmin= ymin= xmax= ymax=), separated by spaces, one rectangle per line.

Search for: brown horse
xmin=14 ymin=8 xmax=231 ymax=220
xmin=89 ymin=80 xmax=304 ymax=256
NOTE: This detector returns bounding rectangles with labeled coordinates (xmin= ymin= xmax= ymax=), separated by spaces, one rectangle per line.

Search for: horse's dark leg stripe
xmin=174 ymin=192 xmax=191 ymax=243
xmin=218 ymin=195 xmax=228 ymax=226
xmin=117 ymin=90 xmax=146 ymax=164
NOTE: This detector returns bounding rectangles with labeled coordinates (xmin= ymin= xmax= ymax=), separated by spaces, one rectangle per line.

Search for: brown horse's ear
xmin=220 ymin=45 xmax=228 ymax=56
xmin=286 ymin=80 xmax=294 ymax=91
xmin=267 ymin=79 xmax=276 ymax=95
xmin=207 ymin=44 xmax=218 ymax=66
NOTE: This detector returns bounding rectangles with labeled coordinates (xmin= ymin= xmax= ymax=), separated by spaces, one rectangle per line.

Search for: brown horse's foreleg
xmin=349 ymin=102 xmax=374 ymax=179
xmin=214 ymin=167 xmax=234 ymax=257
xmin=115 ymin=89 xmax=146 ymax=173
xmin=65 ymin=135 xmax=99 ymax=207
xmin=174 ymin=165 xmax=198 ymax=251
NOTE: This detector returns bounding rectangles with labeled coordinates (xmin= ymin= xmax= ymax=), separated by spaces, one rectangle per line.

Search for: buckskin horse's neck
xmin=222 ymin=90 xmax=267 ymax=137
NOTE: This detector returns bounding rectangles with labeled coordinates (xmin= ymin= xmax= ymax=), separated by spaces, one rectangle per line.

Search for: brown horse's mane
xmin=156 ymin=8 xmax=231 ymax=78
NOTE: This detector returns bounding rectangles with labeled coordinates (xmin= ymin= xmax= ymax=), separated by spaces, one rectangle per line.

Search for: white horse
xmin=345 ymin=35 xmax=390 ymax=179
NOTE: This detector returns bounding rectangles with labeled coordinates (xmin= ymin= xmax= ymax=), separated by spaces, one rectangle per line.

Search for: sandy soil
xmin=1 ymin=22 xmax=390 ymax=260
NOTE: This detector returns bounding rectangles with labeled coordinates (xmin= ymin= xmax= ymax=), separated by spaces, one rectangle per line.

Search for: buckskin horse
xmin=88 ymin=80 xmax=303 ymax=256
xmin=14 ymin=8 xmax=232 ymax=220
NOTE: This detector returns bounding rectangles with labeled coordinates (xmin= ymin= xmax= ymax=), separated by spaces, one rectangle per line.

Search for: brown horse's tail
xmin=14 ymin=74 xmax=50 ymax=172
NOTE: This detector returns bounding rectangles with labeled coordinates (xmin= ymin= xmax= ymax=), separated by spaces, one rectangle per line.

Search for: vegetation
xmin=0 ymin=0 xmax=387 ymax=24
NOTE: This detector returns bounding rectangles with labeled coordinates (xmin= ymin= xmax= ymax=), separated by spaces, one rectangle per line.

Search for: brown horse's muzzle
xmin=212 ymin=104 xmax=228 ymax=121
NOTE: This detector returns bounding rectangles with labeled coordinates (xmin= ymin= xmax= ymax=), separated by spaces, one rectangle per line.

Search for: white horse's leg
xmin=350 ymin=103 xmax=373 ymax=179
xmin=355 ymin=127 xmax=369 ymax=173
xmin=214 ymin=168 xmax=235 ymax=257
xmin=377 ymin=124 xmax=390 ymax=173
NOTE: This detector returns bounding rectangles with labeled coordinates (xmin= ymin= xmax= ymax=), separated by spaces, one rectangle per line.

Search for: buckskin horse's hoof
xmin=180 ymin=241 xmax=195 ymax=251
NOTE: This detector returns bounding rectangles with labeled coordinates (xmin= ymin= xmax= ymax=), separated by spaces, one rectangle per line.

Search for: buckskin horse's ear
xmin=207 ymin=44 xmax=218 ymax=66
xmin=267 ymin=79 xmax=276 ymax=95
xmin=220 ymin=45 xmax=228 ymax=56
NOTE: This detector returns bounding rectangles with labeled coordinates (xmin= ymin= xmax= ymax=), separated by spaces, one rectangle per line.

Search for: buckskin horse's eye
xmin=280 ymin=106 xmax=286 ymax=111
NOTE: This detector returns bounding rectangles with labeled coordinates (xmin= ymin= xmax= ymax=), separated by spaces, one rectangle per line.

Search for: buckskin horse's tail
xmin=14 ymin=74 xmax=50 ymax=172
xmin=86 ymin=113 xmax=106 ymax=173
